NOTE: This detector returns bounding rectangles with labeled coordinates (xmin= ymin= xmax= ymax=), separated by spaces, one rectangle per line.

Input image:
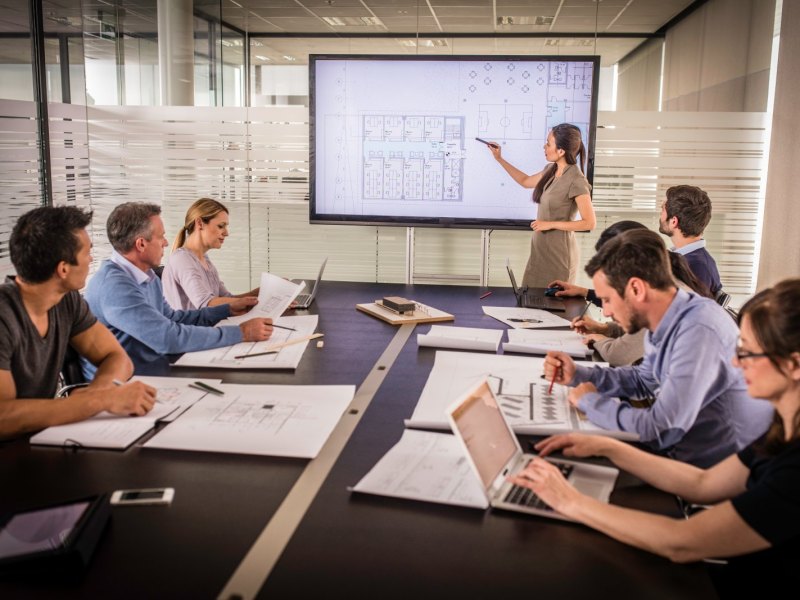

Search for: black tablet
xmin=0 ymin=493 xmax=110 ymax=575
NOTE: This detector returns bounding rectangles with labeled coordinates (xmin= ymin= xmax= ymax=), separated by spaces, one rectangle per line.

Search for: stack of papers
xmin=503 ymin=329 xmax=592 ymax=358
xmin=173 ymin=315 xmax=318 ymax=369
xmin=29 ymin=376 xmax=221 ymax=449
xmin=417 ymin=325 xmax=503 ymax=352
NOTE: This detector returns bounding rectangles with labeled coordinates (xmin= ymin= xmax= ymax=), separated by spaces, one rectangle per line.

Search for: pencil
xmin=272 ymin=323 xmax=296 ymax=332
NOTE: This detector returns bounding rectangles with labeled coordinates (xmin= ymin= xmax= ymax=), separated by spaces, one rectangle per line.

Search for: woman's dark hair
xmin=532 ymin=123 xmax=586 ymax=204
xmin=738 ymin=278 xmax=800 ymax=450
xmin=593 ymin=220 xmax=712 ymax=298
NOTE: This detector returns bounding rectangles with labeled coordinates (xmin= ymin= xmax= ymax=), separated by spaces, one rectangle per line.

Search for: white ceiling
xmin=0 ymin=0 xmax=699 ymax=66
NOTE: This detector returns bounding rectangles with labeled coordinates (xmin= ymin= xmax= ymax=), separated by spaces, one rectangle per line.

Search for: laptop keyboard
xmin=504 ymin=462 xmax=573 ymax=511
xmin=295 ymin=293 xmax=311 ymax=305
xmin=521 ymin=296 xmax=562 ymax=310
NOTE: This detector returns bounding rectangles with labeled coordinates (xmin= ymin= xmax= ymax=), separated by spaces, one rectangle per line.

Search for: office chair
xmin=715 ymin=289 xmax=732 ymax=308
xmin=56 ymin=344 xmax=89 ymax=397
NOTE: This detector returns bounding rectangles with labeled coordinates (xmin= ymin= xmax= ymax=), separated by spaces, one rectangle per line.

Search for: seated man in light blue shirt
xmin=543 ymin=228 xmax=772 ymax=468
xmin=83 ymin=202 xmax=273 ymax=375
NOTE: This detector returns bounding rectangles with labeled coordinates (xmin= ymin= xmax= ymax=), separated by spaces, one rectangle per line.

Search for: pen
xmin=508 ymin=318 xmax=543 ymax=324
xmin=479 ymin=291 xmax=492 ymax=299
xmin=272 ymin=323 xmax=297 ymax=332
xmin=189 ymin=381 xmax=225 ymax=396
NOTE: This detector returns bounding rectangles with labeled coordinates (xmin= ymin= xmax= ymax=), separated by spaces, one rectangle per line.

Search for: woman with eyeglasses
xmin=509 ymin=278 xmax=799 ymax=595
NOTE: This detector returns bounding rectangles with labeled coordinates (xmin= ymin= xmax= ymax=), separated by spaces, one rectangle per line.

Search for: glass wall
xmin=0 ymin=3 xmax=39 ymax=277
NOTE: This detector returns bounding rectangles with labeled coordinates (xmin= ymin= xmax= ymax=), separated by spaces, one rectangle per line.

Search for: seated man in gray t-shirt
xmin=0 ymin=206 xmax=157 ymax=440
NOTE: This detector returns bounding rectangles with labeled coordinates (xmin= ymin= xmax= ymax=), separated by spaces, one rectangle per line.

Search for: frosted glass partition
xmin=77 ymin=106 xmax=767 ymax=305
xmin=0 ymin=99 xmax=41 ymax=278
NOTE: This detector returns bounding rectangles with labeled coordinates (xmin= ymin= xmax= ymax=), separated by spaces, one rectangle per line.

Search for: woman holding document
xmin=487 ymin=123 xmax=596 ymax=287
xmin=163 ymin=198 xmax=259 ymax=314
xmin=510 ymin=278 xmax=800 ymax=595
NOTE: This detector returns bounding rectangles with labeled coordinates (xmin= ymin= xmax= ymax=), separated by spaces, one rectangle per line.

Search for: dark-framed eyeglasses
xmin=735 ymin=349 xmax=770 ymax=362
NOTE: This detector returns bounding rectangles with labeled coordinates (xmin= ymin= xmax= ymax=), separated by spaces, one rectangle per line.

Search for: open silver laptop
xmin=446 ymin=378 xmax=618 ymax=522
xmin=294 ymin=258 xmax=328 ymax=309
xmin=505 ymin=259 xmax=566 ymax=312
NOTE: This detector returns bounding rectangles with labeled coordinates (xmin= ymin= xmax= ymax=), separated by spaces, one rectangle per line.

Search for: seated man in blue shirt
xmin=543 ymin=228 xmax=772 ymax=468
xmin=83 ymin=202 xmax=273 ymax=375
xmin=0 ymin=206 xmax=156 ymax=439
xmin=659 ymin=184 xmax=722 ymax=296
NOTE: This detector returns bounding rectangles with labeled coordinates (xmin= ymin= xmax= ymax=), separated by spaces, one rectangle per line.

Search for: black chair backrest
xmin=59 ymin=344 xmax=86 ymax=389
xmin=715 ymin=290 xmax=732 ymax=309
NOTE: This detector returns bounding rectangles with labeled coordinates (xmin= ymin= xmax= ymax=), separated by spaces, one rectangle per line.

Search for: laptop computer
xmin=506 ymin=260 xmax=566 ymax=312
xmin=294 ymin=257 xmax=328 ymax=309
xmin=446 ymin=378 xmax=618 ymax=522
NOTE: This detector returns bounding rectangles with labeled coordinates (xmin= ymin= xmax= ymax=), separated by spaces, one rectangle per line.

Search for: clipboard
xmin=356 ymin=300 xmax=454 ymax=326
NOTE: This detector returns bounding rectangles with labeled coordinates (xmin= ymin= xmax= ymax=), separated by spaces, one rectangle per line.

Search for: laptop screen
xmin=506 ymin=263 xmax=520 ymax=295
xmin=449 ymin=380 xmax=518 ymax=489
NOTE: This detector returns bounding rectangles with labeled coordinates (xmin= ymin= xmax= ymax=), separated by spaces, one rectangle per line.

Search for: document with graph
xmin=172 ymin=315 xmax=318 ymax=369
xmin=404 ymin=351 xmax=638 ymax=440
xmin=144 ymin=383 xmax=355 ymax=458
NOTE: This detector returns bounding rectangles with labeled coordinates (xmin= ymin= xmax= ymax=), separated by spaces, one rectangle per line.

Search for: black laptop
xmin=505 ymin=262 xmax=566 ymax=312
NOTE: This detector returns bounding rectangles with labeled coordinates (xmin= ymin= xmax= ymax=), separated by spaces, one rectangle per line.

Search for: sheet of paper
xmin=417 ymin=325 xmax=503 ymax=353
xmin=143 ymin=384 xmax=355 ymax=458
xmin=503 ymin=329 xmax=592 ymax=358
xmin=130 ymin=376 xmax=224 ymax=422
xmin=29 ymin=402 xmax=178 ymax=450
xmin=350 ymin=429 xmax=488 ymax=509
xmin=482 ymin=306 xmax=571 ymax=329
xmin=173 ymin=315 xmax=318 ymax=369
xmin=216 ymin=272 xmax=304 ymax=326
xmin=404 ymin=351 xmax=637 ymax=440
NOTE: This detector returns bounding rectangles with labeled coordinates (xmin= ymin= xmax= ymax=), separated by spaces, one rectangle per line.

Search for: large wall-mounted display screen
xmin=310 ymin=55 xmax=599 ymax=229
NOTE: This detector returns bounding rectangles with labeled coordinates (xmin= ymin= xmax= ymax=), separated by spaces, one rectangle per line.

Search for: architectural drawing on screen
xmin=361 ymin=114 xmax=465 ymax=202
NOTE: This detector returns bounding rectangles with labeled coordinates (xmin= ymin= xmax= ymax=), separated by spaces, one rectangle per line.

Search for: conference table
xmin=0 ymin=282 xmax=716 ymax=598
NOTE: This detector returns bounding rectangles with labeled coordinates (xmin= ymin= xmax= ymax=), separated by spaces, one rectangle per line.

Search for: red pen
xmin=479 ymin=291 xmax=492 ymax=299
xmin=547 ymin=359 xmax=560 ymax=395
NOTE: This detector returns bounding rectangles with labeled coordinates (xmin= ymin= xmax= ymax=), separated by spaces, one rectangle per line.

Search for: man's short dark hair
xmin=586 ymin=229 xmax=675 ymax=297
xmin=9 ymin=205 xmax=93 ymax=284
xmin=107 ymin=202 xmax=162 ymax=253
xmin=664 ymin=185 xmax=712 ymax=237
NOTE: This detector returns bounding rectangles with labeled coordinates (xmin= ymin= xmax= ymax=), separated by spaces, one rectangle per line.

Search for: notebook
xmin=294 ymin=258 xmax=328 ymax=309
xmin=506 ymin=260 xmax=566 ymax=312
xmin=446 ymin=378 xmax=618 ymax=522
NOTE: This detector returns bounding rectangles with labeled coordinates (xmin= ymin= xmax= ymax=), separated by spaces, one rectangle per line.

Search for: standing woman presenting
xmin=162 ymin=198 xmax=258 ymax=314
xmin=489 ymin=123 xmax=596 ymax=287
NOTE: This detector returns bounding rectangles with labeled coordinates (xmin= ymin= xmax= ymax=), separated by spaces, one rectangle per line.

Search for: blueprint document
xmin=173 ymin=315 xmax=318 ymax=369
xmin=482 ymin=306 xmax=571 ymax=329
xmin=29 ymin=377 xmax=222 ymax=448
xmin=405 ymin=351 xmax=638 ymax=440
xmin=144 ymin=384 xmax=355 ymax=458
xmin=503 ymin=329 xmax=592 ymax=358
xmin=216 ymin=271 xmax=304 ymax=326
xmin=350 ymin=429 xmax=487 ymax=509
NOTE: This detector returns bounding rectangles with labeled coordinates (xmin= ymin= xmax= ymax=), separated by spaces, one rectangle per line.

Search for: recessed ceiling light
xmin=283 ymin=55 xmax=297 ymax=61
